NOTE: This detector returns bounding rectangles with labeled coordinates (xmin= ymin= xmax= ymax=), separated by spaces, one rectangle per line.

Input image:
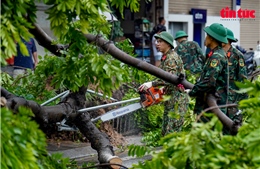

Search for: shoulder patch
xmin=210 ymin=59 xmax=219 ymax=67
xmin=239 ymin=58 xmax=245 ymax=67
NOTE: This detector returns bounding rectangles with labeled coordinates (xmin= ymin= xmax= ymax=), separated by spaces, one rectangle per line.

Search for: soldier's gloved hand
xmin=138 ymin=82 xmax=153 ymax=91
xmin=184 ymin=89 xmax=191 ymax=94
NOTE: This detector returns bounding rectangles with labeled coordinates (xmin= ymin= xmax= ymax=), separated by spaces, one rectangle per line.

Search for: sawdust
xmin=46 ymin=87 xmax=128 ymax=147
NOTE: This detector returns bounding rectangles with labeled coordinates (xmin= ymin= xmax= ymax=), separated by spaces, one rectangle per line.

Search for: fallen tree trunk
xmin=1 ymin=87 xmax=122 ymax=167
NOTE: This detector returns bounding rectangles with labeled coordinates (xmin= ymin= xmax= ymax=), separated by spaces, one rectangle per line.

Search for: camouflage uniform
xmin=152 ymin=50 xmax=189 ymax=136
xmin=226 ymin=46 xmax=248 ymax=120
xmin=189 ymin=46 xmax=228 ymax=119
xmin=174 ymin=40 xmax=206 ymax=76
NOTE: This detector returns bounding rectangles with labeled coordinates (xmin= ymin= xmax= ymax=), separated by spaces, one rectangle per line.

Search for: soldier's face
xmin=156 ymin=39 xmax=170 ymax=53
xmin=204 ymin=35 xmax=212 ymax=47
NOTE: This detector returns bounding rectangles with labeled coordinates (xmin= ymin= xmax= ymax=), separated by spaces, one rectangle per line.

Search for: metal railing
xmin=42 ymin=89 xmax=141 ymax=135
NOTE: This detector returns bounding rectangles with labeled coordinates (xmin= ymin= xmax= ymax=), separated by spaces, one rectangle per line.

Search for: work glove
xmin=184 ymin=89 xmax=191 ymax=94
xmin=177 ymin=84 xmax=185 ymax=91
xmin=138 ymin=82 xmax=153 ymax=91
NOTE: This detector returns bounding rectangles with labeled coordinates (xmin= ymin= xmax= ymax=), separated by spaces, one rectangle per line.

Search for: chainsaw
xmin=90 ymin=86 xmax=165 ymax=122
xmin=56 ymin=87 xmax=165 ymax=131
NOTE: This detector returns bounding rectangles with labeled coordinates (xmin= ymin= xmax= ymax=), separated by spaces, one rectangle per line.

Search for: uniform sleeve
xmin=195 ymin=42 xmax=206 ymax=64
xmin=236 ymin=51 xmax=247 ymax=81
xmin=189 ymin=54 xmax=225 ymax=97
xmin=173 ymin=46 xmax=178 ymax=53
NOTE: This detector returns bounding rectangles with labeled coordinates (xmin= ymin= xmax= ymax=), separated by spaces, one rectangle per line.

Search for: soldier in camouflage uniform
xmin=188 ymin=23 xmax=229 ymax=120
xmin=222 ymin=28 xmax=248 ymax=121
xmin=174 ymin=31 xmax=206 ymax=77
xmin=139 ymin=31 xmax=189 ymax=136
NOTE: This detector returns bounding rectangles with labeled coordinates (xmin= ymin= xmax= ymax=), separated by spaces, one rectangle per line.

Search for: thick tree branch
xmin=84 ymin=34 xmax=194 ymax=90
xmin=29 ymin=24 xmax=66 ymax=56
xmin=29 ymin=23 xmax=194 ymax=89
xmin=1 ymin=87 xmax=121 ymax=166
xmin=206 ymin=94 xmax=239 ymax=135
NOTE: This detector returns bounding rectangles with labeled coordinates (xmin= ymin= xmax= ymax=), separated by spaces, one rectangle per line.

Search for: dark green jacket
xmin=226 ymin=46 xmax=248 ymax=119
xmin=174 ymin=40 xmax=206 ymax=75
xmin=227 ymin=46 xmax=247 ymax=93
xmin=189 ymin=46 xmax=228 ymax=114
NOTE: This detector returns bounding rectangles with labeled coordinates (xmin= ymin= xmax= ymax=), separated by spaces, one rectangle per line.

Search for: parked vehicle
xmin=243 ymin=48 xmax=256 ymax=76
xmin=253 ymin=44 xmax=260 ymax=68
xmin=235 ymin=45 xmax=247 ymax=54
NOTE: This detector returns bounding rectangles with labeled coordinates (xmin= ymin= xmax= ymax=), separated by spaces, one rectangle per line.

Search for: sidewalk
xmin=47 ymin=135 xmax=144 ymax=164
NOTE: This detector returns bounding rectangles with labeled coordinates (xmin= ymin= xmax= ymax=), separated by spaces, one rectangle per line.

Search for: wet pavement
xmin=47 ymin=135 xmax=148 ymax=168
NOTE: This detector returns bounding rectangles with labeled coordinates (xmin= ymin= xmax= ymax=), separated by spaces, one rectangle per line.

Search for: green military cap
xmin=174 ymin=30 xmax=188 ymax=40
xmin=204 ymin=23 xmax=228 ymax=44
xmin=226 ymin=28 xmax=238 ymax=42
xmin=154 ymin=31 xmax=174 ymax=48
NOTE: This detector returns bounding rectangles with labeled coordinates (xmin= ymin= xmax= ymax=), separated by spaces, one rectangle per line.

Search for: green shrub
xmin=1 ymin=107 xmax=47 ymax=169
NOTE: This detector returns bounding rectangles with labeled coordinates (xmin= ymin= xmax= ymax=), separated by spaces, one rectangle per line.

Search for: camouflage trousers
xmin=161 ymin=92 xmax=189 ymax=136
xmin=226 ymin=92 xmax=247 ymax=120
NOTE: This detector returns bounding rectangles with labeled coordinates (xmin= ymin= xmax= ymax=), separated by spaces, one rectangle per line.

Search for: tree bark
xmin=206 ymin=94 xmax=239 ymax=135
xmin=1 ymin=87 xmax=122 ymax=167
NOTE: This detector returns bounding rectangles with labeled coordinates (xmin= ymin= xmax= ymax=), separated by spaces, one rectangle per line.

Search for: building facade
xmin=120 ymin=0 xmax=259 ymax=52
xmin=35 ymin=1 xmax=259 ymax=55
xmin=240 ymin=0 xmax=260 ymax=50
xmin=164 ymin=0 xmax=239 ymax=52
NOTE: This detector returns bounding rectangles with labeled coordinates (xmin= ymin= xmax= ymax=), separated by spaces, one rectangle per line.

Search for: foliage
xmin=128 ymin=144 xmax=153 ymax=158
xmin=129 ymin=78 xmax=260 ymax=169
xmin=0 ymin=69 xmax=57 ymax=103
xmin=1 ymin=0 xmax=139 ymax=96
xmin=0 ymin=107 xmax=98 ymax=169
xmin=141 ymin=128 xmax=162 ymax=147
xmin=1 ymin=107 xmax=47 ymax=169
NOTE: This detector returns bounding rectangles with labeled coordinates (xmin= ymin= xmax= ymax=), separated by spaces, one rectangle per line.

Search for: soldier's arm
xmin=189 ymin=54 xmax=224 ymax=97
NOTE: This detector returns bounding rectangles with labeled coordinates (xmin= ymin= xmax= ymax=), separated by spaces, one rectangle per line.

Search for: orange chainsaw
xmin=139 ymin=86 xmax=165 ymax=108
xmin=82 ymin=86 xmax=165 ymax=122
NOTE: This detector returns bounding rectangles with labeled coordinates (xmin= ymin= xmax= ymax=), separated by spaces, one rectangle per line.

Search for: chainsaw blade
xmin=100 ymin=103 xmax=142 ymax=122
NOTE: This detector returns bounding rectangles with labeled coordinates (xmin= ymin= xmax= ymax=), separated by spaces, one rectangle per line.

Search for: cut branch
xmin=84 ymin=34 xmax=195 ymax=90
xmin=1 ymin=87 xmax=121 ymax=167
xmin=29 ymin=24 xmax=66 ymax=56
xmin=206 ymin=94 xmax=240 ymax=135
